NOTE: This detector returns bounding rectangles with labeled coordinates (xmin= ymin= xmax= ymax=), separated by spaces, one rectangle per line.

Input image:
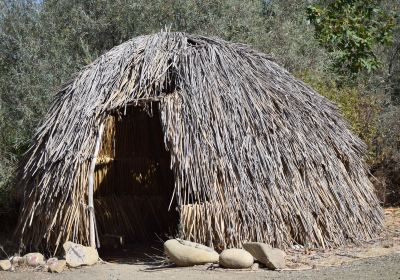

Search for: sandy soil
xmin=1 ymin=253 xmax=400 ymax=280
xmin=1 ymin=208 xmax=399 ymax=280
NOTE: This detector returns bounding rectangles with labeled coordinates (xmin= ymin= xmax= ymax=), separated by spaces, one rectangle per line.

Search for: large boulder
xmin=63 ymin=241 xmax=99 ymax=267
xmin=243 ymin=242 xmax=286 ymax=269
xmin=0 ymin=260 xmax=11 ymax=271
xmin=164 ymin=239 xmax=219 ymax=266
xmin=219 ymin=248 xmax=254 ymax=269
xmin=24 ymin=253 xmax=45 ymax=267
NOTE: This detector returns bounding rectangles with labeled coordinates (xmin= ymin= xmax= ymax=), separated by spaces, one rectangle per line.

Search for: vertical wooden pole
xmin=88 ymin=122 xmax=104 ymax=248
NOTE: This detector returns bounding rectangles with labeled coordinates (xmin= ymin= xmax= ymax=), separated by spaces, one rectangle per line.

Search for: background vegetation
xmin=0 ymin=0 xmax=399 ymax=227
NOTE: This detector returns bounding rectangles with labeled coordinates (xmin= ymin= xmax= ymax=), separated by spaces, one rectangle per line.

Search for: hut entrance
xmin=93 ymin=105 xmax=178 ymax=261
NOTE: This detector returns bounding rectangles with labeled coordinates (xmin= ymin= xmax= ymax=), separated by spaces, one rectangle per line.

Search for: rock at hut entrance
xmin=63 ymin=241 xmax=99 ymax=267
xmin=219 ymin=249 xmax=254 ymax=269
xmin=49 ymin=260 xmax=67 ymax=273
xmin=24 ymin=253 xmax=45 ymax=267
xmin=243 ymin=242 xmax=286 ymax=270
xmin=10 ymin=256 xmax=23 ymax=267
xmin=0 ymin=260 xmax=11 ymax=271
xmin=43 ymin=257 xmax=58 ymax=272
xmin=46 ymin=257 xmax=58 ymax=266
xmin=164 ymin=239 xmax=219 ymax=266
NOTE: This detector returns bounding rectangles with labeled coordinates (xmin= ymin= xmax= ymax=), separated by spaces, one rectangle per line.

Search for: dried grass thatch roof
xmin=16 ymin=31 xmax=383 ymax=252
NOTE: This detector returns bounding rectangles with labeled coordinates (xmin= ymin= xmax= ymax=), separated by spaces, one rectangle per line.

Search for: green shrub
xmin=307 ymin=0 xmax=397 ymax=77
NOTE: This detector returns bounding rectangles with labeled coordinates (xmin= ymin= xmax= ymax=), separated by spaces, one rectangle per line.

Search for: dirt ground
xmin=1 ymin=208 xmax=400 ymax=280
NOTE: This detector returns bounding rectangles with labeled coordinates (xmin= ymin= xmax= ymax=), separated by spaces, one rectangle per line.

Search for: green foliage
xmin=307 ymin=0 xmax=397 ymax=77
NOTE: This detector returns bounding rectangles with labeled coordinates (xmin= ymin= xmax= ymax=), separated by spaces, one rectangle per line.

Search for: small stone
xmin=44 ymin=257 xmax=58 ymax=271
xmin=49 ymin=260 xmax=67 ymax=273
xmin=243 ymin=242 xmax=286 ymax=270
xmin=24 ymin=253 xmax=45 ymax=267
xmin=19 ymin=257 xmax=27 ymax=266
xmin=164 ymin=239 xmax=219 ymax=267
xmin=219 ymin=248 xmax=254 ymax=269
xmin=251 ymin=262 xmax=259 ymax=270
xmin=292 ymin=244 xmax=304 ymax=250
xmin=10 ymin=256 xmax=23 ymax=267
xmin=46 ymin=257 xmax=58 ymax=266
xmin=63 ymin=241 xmax=99 ymax=267
xmin=0 ymin=260 xmax=11 ymax=271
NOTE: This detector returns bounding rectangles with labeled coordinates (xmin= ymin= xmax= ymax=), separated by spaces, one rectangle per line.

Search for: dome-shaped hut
xmin=16 ymin=32 xmax=383 ymax=253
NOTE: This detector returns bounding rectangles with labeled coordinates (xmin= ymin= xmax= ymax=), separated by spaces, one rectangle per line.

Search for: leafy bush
xmin=372 ymin=104 xmax=400 ymax=205
xmin=307 ymin=0 xmax=397 ymax=77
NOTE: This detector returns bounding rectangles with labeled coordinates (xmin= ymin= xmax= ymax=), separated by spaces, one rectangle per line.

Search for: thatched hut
xmin=16 ymin=32 xmax=383 ymax=253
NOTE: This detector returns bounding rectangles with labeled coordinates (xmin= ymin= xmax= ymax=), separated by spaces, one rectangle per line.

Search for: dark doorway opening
xmin=93 ymin=105 xmax=178 ymax=263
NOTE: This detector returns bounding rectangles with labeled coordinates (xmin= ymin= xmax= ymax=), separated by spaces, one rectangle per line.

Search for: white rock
xmin=63 ymin=241 xmax=99 ymax=267
xmin=251 ymin=262 xmax=259 ymax=270
xmin=292 ymin=244 xmax=304 ymax=250
xmin=0 ymin=260 xmax=11 ymax=271
xmin=46 ymin=257 xmax=58 ymax=266
xmin=49 ymin=260 xmax=67 ymax=273
xmin=164 ymin=239 xmax=219 ymax=266
xmin=219 ymin=248 xmax=254 ymax=269
xmin=10 ymin=256 xmax=23 ymax=267
xmin=243 ymin=242 xmax=286 ymax=269
xmin=24 ymin=253 xmax=45 ymax=267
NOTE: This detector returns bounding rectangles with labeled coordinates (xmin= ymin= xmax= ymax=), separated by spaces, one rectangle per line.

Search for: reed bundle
xmin=15 ymin=31 xmax=383 ymax=253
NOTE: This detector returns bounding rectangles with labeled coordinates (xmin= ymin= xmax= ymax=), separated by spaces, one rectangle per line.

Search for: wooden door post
xmin=88 ymin=122 xmax=105 ymax=248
